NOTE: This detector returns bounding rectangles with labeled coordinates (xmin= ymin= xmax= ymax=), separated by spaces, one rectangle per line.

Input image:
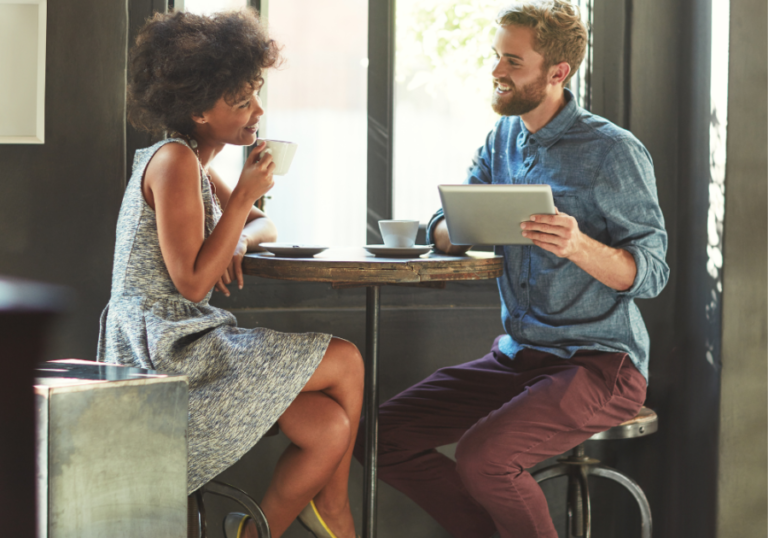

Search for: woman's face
xmin=194 ymin=86 xmax=264 ymax=146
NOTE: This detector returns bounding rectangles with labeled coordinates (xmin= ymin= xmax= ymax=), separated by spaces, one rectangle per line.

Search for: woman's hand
xmin=233 ymin=140 xmax=276 ymax=204
xmin=213 ymin=234 xmax=249 ymax=296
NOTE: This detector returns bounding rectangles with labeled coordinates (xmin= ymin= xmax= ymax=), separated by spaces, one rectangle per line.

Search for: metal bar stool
xmin=188 ymin=424 xmax=280 ymax=538
xmin=532 ymin=407 xmax=658 ymax=538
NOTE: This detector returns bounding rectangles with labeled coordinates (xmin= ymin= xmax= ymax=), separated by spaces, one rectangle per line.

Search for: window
xmin=393 ymin=0 xmax=593 ymax=223
xmin=393 ymin=1 xmax=500 ymax=223
xmin=258 ymin=0 xmax=368 ymax=246
xmin=182 ymin=0 xmax=368 ymax=247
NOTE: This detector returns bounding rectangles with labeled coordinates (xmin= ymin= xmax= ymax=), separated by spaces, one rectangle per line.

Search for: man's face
xmin=490 ymin=25 xmax=550 ymax=116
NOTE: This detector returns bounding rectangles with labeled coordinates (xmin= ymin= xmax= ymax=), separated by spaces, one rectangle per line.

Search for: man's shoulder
xmin=570 ymin=110 xmax=643 ymax=149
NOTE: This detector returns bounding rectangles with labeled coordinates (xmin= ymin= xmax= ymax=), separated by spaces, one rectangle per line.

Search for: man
xmin=353 ymin=1 xmax=669 ymax=537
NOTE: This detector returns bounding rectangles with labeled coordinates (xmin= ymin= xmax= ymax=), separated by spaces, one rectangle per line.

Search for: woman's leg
xmin=248 ymin=337 xmax=364 ymax=538
xmin=304 ymin=339 xmax=364 ymax=538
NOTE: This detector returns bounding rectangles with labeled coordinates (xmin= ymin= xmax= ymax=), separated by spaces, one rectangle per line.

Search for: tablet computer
xmin=438 ymin=184 xmax=556 ymax=245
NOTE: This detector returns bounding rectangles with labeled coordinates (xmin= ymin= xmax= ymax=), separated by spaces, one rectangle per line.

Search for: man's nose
xmin=491 ymin=58 xmax=504 ymax=79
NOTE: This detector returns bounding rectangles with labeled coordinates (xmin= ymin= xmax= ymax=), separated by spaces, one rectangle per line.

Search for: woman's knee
xmin=327 ymin=337 xmax=365 ymax=389
xmin=317 ymin=402 xmax=352 ymax=455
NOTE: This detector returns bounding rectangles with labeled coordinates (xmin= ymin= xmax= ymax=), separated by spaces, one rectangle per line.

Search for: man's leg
xmin=353 ymin=337 xmax=522 ymax=538
xmin=453 ymin=349 xmax=647 ymax=538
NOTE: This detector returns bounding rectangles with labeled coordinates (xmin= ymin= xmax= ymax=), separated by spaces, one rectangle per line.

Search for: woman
xmin=97 ymin=9 xmax=363 ymax=538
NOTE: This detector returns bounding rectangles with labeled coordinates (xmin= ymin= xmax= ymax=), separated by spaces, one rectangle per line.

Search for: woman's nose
xmin=252 ymin=95 xmax=264 ymax=118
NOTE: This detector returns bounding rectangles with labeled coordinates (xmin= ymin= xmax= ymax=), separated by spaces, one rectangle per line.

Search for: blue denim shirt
xmin=427 ymin=90 xmax=669 ymax=382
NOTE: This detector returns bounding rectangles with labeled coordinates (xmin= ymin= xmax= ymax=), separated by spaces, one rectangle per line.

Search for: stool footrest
xmin=533 ymin=461 xmax=653 ymax=538
xmin=197 ymin=480 xmax=271 ymax=538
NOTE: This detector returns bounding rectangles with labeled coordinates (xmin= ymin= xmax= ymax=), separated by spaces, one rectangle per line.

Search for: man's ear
xmin=549 ymin=61 xmax=571 ymax=86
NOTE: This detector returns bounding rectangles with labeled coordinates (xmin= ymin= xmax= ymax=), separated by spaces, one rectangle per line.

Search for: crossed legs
xmin=245 ymin=337 xmax=364 ymax=538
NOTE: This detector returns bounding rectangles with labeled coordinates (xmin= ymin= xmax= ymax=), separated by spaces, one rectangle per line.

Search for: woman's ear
xmin=191 ymin=113 xmax=208 ymax=125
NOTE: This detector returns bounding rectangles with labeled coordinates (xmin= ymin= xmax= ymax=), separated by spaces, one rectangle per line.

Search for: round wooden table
xmin=242 ymin=248 xmax=503 ymax=538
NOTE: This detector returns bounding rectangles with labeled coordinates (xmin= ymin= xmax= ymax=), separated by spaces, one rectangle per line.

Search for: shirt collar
xmin=519 ymin=88 xmax=580 ymax=149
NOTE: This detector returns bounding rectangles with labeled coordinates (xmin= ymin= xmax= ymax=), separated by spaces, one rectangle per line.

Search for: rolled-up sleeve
xmin=592 ymin=137 xmax=670 ymax=299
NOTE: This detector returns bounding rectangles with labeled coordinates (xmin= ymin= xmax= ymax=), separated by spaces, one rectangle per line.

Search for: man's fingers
xmin=523 ymin=222 xmax=566 ymax=238
xmin=525 ymin=230 xmax=561 ymax=245
xmin=531 ymin=213 xmax=564 ymax=224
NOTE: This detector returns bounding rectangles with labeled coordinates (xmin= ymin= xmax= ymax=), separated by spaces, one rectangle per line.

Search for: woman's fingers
xmin=233 ymin=255 xmax=245 ymax=290
xmin=214 ymin=278 xmax=230 ymax=296
xmin=246 ymin=140 xmax=268 ymax=164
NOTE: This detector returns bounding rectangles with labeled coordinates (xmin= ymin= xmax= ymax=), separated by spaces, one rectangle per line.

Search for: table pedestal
xmin=241 ymin=249 xmax=503 ymax=538
xmin=363 ymin=285 xmax=380 ymax=538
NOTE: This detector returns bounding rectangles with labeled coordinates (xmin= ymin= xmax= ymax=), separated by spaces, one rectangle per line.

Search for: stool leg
xmin=565 ymin=466 xmax=591 ymax=538
xmin=574 ymin=466 xmax=591 ymax=538
xmin=532 ymin=462 xmax=571 ymax=483
xmin=590 ymin=465 xmax=652 ymax=538
xmin=199 ymin=490 xmax=208 ymax=538
xmin=188 ymin=491 xmax=205 ymax=538
xmin=201 ymin=480 xmax=272 ymax=538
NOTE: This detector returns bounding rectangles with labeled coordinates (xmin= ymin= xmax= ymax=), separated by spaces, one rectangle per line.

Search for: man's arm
xmin=521 ymin=211 xmax=636 ymax=291
xmin=433 ymin=218 xmax=472 ymax=256
xmin=522 ymin=138 xmax=668 ymax=296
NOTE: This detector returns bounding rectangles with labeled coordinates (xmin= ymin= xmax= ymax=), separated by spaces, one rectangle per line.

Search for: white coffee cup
xmin=379 ymin=220 xmax=419 ymax=247
xmin=259 ymin=139 xmax=298 ymax=176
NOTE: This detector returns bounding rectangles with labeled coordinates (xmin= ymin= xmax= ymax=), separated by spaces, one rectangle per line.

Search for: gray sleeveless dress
xmin=97 ymin=138 xmax=331 ymax=494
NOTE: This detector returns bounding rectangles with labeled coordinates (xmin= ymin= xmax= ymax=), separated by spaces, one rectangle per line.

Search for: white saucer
xmin=363 ymin=245 xmax=433 ymax=257
xmin=259 ymin=243 xmax=328 ymax=258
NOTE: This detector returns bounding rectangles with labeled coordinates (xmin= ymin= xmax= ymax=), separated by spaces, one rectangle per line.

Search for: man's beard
xmin=491 ymin=71 xmax=548 ymax=116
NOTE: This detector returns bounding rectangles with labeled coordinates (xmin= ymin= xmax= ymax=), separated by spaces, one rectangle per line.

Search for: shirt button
xmin=520 ymin=283 xmax=527 ymax=289
xmin=513 ymin=313 xmax=521 ymax=319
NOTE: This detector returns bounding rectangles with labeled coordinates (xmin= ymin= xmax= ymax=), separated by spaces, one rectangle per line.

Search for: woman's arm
xmin=208 ymin=166 xmax=278 ymax=293
xmin=144 ymin=142 xmax=274 ymax=302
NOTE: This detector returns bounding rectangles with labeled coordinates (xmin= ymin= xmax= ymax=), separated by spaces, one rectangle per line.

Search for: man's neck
xmin=520 ymin=88 xmax=568 ymax=134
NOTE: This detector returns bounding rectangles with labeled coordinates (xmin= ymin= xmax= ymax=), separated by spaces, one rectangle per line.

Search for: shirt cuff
xmin=426 ymin=209 xmax=445 ymax=251
xmin=617 ymin=245 xmax=648 ymax=297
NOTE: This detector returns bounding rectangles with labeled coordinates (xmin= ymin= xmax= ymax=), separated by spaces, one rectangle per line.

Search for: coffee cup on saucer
xmin=378 ymin=220 xmax=419 ymax=248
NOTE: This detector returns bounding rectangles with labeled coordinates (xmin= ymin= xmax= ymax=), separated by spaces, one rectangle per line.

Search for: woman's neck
xmin=187 ymin=132 xmax=223 ymax=168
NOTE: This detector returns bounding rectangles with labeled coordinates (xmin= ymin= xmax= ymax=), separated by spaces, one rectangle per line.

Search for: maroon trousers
xmin=355 ymin=337 xmax=646 ymax=538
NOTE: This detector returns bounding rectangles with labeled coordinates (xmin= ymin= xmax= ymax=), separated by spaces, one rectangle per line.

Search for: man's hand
xmin=521 ymin=209 xmax=637 ymax=291
xmin=520 ymin=209 xmax=587 ymax=261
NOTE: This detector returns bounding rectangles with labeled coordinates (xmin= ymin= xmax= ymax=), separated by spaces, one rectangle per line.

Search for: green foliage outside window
xmin=397 ymin=0 xmax=501 ymax=103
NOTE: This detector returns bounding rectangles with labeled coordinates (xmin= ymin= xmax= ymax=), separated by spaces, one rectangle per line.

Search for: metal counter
xmin=35 ymin=360 xmax=188 ymax=538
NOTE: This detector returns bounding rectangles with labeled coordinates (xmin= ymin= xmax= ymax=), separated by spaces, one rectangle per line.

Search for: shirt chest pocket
xmin=551 ymin=194 xmax=584 ymax=220
xmin=552 ymin=192 xmax=606 ymax=241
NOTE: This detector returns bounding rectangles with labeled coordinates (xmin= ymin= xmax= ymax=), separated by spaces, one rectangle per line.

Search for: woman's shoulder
xmin=134 ymin=138 xmax=192 ymax=170
xmin=144 ymin=139 xmax=202 ymax=191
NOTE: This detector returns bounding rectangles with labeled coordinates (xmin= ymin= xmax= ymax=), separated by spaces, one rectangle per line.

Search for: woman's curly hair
xmin=127 ymin=8 xmax=281 ymax=136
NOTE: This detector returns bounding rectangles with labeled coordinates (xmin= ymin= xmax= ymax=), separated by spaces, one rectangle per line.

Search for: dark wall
xmin=717 ymin=0 xmax=768 ymax=535
xmin=2 ymin=0 xmax=764 ymax=537
xmin=0 ymin=0 xmax=127 ymax=360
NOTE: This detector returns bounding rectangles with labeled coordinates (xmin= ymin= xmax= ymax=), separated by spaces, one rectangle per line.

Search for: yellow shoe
xmin=223 ymin=512 xmax=250 ymax=538
xmin=298 ymin=500 xmax=338 ymax=538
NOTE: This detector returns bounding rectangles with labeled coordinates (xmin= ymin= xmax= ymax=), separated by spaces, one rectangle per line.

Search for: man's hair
xmin=496 ymin=1 xmax=587 ymax=86
xmin=127 ymin=8 xmax=281 ymax=136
